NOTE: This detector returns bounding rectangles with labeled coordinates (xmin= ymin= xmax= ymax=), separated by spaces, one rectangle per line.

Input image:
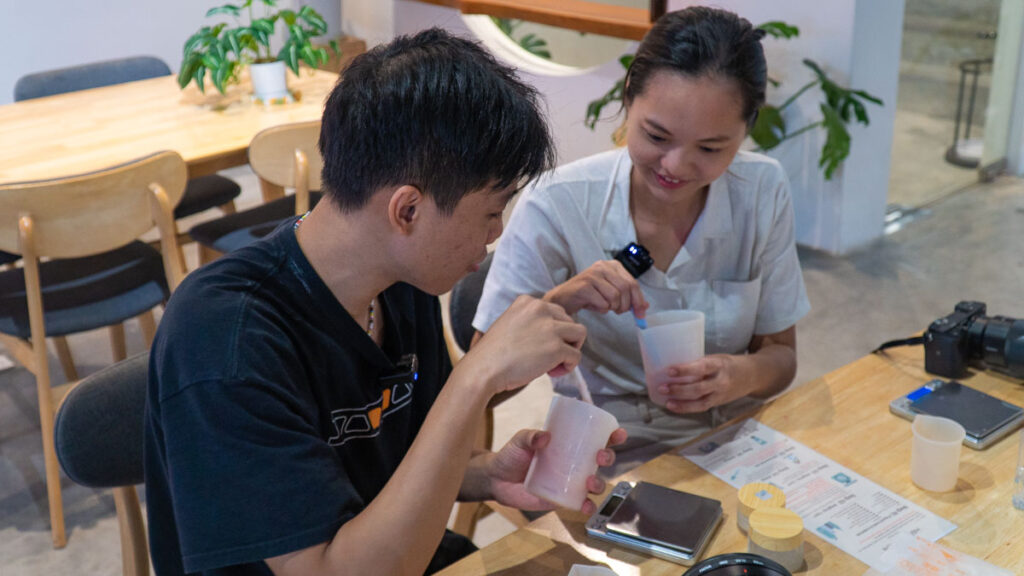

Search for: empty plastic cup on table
xmin=636 ymin=310 xmax=705 ymax=407
xmin=524 ymin=396 xmax=619 ymax=509
xmin=911 ymin=414 xmax=965 ymax=492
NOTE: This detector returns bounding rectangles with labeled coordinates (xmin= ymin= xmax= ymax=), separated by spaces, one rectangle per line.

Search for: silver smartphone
xmin=585 ymin=481 xmax=722 ymax=565
xmin=889 ymin=379 xmax=1024 ymax=450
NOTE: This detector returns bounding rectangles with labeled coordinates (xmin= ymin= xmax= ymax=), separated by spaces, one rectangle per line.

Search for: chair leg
xmin=109 ymin=324 xmax=127 ymax=363
xmin=170 ymin=219 xmax=188 ymax=275
xmin=52 ymin=336 xmax=78 ymax=382
xmin=452 ymin=501 xmax=484 ymax=541
xmin=113 ymin=486 xmax=150 ymax=576
xmin=33 ymin=344 xmax=66 ymax=548
xmin=175 ymin=244 xmax=188 ymax=276
xmin=484 ymin=501 xmax=530 ymax=529
xmin=451 ymin=410 xmax=493 ymax=540
xmin=259 ymin=179 xmax=285 ymax=203
xmin=219 ymin=200 xmax=237 ymax=215
xmin=138 ymin=310 xmax=158 ymax=349
xmin=198 ymin=244 xmax=222 ymax=266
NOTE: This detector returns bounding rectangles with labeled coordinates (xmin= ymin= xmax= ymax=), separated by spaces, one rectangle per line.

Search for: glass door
xmin=979 ymin=0 xmax=1024 ymax=179
xmin=887 ymin=0 xmax=1001 ymax=211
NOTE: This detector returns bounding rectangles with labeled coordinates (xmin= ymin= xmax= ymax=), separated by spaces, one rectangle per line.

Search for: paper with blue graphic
xmin=680 ymin=419 xmax=956 ymax=571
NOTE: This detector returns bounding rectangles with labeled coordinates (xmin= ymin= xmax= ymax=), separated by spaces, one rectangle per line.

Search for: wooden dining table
xmin=440 ymin=344 xmax=1024 ymax=575
xmin=0 ymin=69 xmax=338 ymax=184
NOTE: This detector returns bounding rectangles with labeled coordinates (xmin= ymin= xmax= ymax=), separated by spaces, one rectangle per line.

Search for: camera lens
xmin=967 ymin=315 xmax=1024 ymax=379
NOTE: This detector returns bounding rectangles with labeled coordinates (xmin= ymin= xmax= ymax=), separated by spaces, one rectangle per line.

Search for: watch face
xmin=682 ymin=553 xmax=791 ymax=576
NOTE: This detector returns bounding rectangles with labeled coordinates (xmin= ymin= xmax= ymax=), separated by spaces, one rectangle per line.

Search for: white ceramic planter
xmin=249 ymin=60 xmax=289 ymax=100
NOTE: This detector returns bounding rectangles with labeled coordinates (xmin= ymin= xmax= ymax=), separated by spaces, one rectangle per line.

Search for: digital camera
xmin=924 ymin=301 xmax=1024 ymax=379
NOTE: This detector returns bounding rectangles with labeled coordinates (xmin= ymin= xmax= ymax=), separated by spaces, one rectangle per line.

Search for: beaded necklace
xmin=294 ymin=211 xmax=375 ymax=335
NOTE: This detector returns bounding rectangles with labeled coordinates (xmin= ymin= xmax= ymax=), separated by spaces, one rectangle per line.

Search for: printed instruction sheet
xmin=680 ymin=419 xmax=956 ymax=571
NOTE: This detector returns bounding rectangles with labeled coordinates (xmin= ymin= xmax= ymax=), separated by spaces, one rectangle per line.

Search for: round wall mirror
xmin=470 ymin=0 xmax=646 ymax=70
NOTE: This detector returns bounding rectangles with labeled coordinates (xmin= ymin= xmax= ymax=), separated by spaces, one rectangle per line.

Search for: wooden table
xmin=0 ymin=69 xmax=338 ymax=183
xmin=441 ymin=345 xmax=1024 ymax=575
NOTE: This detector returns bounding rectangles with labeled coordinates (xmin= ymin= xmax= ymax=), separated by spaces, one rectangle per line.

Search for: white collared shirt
xmin=474 ymin=148 xmax=811 ymax=397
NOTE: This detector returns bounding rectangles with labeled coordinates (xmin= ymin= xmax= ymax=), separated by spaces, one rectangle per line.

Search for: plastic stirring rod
xmin=634 ymin=310 xmax=647 ymax=330
xmin=570 ymin=366 xmax=593 ymax=404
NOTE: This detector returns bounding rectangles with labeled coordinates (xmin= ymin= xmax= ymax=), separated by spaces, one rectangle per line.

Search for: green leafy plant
xmin=179 ymin=0 xmax=339 ymax=94
xmin=584 ymin=21 xmax=883 ymax=180
xmin=491 ymin=17 xmax=552 ymax=60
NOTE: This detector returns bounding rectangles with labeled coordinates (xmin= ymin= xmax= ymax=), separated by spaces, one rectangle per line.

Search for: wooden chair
xmin=55 ymin=352 xmax=150 ymax=576
xmin=189 ymin=120 xmax=322 ymax=264
xmin=0 ymin=151 xmax=186 ymax=548
xmin=12 ymin=56 xmax=240 ymax=377
xmin=445 ymin=253 xmax=531 ymax=540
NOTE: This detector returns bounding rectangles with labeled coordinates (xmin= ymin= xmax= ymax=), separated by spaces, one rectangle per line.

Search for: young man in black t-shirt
xmin=145 ymin=28 xmax=626 ymax=576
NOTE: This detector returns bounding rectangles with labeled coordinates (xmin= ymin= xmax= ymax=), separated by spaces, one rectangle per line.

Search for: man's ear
xmin=387 ymin=185 xmax=423 ymax=235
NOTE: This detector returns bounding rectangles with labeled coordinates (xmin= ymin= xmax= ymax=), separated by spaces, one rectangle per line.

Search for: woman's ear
xmin=387 ymin=185 xmax=423 ymax=235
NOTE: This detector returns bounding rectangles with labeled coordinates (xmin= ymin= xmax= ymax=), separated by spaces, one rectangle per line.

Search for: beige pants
xmin=591 ymin=393 xmax=763 ymax=479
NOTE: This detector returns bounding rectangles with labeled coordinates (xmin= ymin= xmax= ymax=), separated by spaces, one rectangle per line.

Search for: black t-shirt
xmin=144 ymin=220 xmax=457 ymax=575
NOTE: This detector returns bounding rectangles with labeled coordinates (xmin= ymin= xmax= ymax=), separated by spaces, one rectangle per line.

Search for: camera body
xmin=613 ymin=242 xmax=654 ymax=278
xmin=924 ymin=301 xmax=1024 ymax=379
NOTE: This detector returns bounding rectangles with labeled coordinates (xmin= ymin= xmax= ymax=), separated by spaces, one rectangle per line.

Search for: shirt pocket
xmin=708 ymin=278 xmax=762 ymax=354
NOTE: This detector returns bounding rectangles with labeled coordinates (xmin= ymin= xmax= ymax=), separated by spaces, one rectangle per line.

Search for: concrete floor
xmin=887 ymin=108 xmax=979 ymax=209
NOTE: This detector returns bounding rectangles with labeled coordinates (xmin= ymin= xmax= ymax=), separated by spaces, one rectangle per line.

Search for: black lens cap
xmin=682 ymin=553 xmax=792 ymax=576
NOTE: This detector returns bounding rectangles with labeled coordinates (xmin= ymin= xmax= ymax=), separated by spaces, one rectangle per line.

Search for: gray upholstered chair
xmin=447 ymin=252 xmax=494 ymax=354
xmin=445 ymin=253 xmax=530 ymax=540
xmin=14 ymin=56 xmax=242 ymax=224
xmin=55 ymin=352 xmax=150 ymax=576
xmin=189 ymin=120 xmax=322 ymax=263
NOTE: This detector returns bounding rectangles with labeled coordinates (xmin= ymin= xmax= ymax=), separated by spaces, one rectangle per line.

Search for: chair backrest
xmin=14 ymin=56 xmax=171 ymax=101
xmin=54 ymin=351 xmax=149 ymax=487
xmin=248 ymin=121 xmax=323 ymax=214
xmin=449 ymin=252 xmax=494 ymax=353
xmin=0 ymin=150 xmax=186 ymax=258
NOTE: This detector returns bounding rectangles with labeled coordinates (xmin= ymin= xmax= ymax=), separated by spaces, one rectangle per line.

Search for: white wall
xmin=669 ymin=0 xmax=904 ymax=253
xmin=348 ymin=0 xmax=904 ymax=254
xmin=0 ymin=0 xmax=342 ymax=106
xmin=386 ymin=0 xmax=628 ymax=164
xmin=841 ymin=0 xmax=904 ymax=252
xmin=983 ymin=0 xmax=1024 ymax=173
xmin=1010 ymin=4 xmax=1024 ymax=176
xmin=341 ymin=0 xmax=395 ymax=48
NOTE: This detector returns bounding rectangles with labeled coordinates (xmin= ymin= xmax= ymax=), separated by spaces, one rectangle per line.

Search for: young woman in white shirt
xmin=473 ymin=6 xmax=811 ymax=475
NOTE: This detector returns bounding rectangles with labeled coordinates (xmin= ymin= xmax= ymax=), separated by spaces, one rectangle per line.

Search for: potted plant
xmin=179 ymin=0 xmax=339 ymax=101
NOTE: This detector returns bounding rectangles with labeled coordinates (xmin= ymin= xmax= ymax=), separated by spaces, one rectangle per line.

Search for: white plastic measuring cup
xmin=911 ymin=414 xmax=965 ymax=492
xmin=637 ymin=310 xmax=705 ymax=406
xmin=524 ymin=396 xmax=619 ymax=509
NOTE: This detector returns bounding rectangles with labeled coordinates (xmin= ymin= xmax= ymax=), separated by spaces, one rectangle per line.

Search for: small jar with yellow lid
xmin=736 ymin=482 xmax=786 ymax=533
xmin=747 ymin=507 xmax=804 ymax=572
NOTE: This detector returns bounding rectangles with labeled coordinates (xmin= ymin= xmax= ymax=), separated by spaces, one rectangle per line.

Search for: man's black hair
xmin=319 ymin=28 xmax=555 ymax=214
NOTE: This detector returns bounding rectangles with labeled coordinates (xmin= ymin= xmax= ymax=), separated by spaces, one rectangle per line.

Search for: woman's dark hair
xmin=624 ymin=7 xmax=767 ymax=127
xmin=319 ymin=28 xmax=555 ymax=214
